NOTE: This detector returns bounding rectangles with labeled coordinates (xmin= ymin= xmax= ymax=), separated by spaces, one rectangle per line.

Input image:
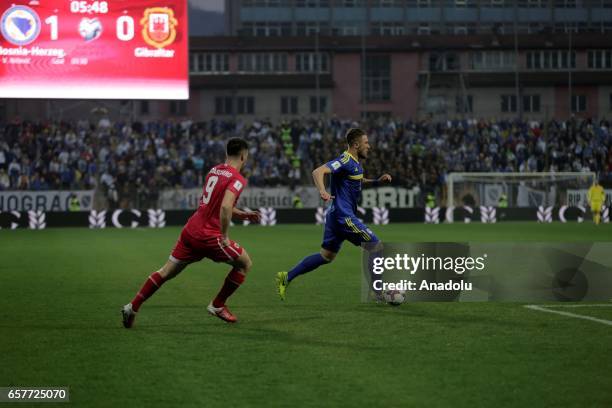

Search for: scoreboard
xmin=0 ymin=0 xmax=188 ymax=99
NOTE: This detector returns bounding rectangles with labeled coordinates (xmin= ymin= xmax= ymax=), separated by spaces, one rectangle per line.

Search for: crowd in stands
xmin=0 ymin=116 xmax=610 ymax=207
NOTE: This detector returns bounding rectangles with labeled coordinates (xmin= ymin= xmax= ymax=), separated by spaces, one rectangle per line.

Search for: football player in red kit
xmin=122 ymin=138 xmax=260 ymax=326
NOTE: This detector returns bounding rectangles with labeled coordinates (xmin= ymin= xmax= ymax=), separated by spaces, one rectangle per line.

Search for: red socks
xmin=130 ymin=269 xmax=244 ymax=312
xmin=131 ymin=271 xmax=166 ymax=312
xmin=213 ymin=268 xmax=245 ymax=308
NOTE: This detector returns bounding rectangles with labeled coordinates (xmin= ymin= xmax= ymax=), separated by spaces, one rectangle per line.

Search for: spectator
xmin=0 ymin=117 xmax=609 ymax=209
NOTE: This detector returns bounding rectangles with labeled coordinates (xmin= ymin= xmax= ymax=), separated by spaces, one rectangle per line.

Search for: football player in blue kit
xmin=276 ymin=128 xmax=392 ymax=300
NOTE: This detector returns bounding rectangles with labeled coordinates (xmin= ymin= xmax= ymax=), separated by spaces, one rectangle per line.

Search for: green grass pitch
xmin=1 ymin=223 xmax=612 ymax=407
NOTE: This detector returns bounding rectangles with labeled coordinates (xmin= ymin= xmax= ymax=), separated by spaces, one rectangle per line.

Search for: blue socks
xmin=287 ymin=253 xmax=329 ymax=282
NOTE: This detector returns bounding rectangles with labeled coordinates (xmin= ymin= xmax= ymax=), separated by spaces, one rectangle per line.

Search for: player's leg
xmin=207 ymin=240 xmax=252 ymax=323
xmin=275 ymin=222 xmax=341 ymax=300
xmin=122 ymin=258 xmax=189 ymax=328
xmin=343 ymin=217 xmax=384 ymax=299
xmin=592 ymin=204 xmax=601 ymax=225
xmin=287 ymin=247 xmax=337 ymax=282
xmin=212 ymin=250 xmax=252 ymax=308
xmin=122 ymin=230 xmax=198 ymax=328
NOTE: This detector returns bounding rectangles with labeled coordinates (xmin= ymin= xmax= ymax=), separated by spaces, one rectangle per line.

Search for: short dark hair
xmin=346 ymin=128 xmax=366 ymax=146
xmin=226 ymin=138 xmax=249 ymax=157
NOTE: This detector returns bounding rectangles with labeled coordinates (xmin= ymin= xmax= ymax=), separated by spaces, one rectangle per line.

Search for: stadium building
xmin=2 ymin=0 xmax=612 ymax=121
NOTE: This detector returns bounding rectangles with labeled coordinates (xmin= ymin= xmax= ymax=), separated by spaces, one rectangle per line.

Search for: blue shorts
xmin=321 ymin=214 xmax=379 ymax=253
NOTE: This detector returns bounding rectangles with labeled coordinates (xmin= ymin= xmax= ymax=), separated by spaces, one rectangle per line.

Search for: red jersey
xmin=183 ymin=163 xmax=247 ymax=240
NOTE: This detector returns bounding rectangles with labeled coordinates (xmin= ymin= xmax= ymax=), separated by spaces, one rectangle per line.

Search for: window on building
xmin=455 ymin=95 xmax=473 ymax=114
xmin=281 ymin=96 xmax=298 ymax=115
xmin=554 ymin=0 xmax=576 ymax=7
xmin=295 ymin=53 xmax=330 ymax=73
xmin=501 ymin=95 xmax=517 ymax=113
xmin=376 ymin=0 xmax=403 ymax=6
xmin=361 ymin=111 xmax=392 ymax=119
xmin=417 ymin=23 xmax=430 ymax=35
xmin=310 ymin=96 xmax=328 ymax=114
xmin=191 ymin=53 xmax=230 ymax=74
xmin=485 ymin=0 xmax=506 ymax=6
xmin=242 ymin=22 xmax=291 ymax=37
xmin=522 ymin=95 xmax=541 ymax=113
xmin=296 ymin=0 xmax=329 ymax=6
xmin=296 ymin=22 xmax=330 ymax=36
xmin=429 ymin=52 xmax=459 ymax=71
xmin=238 ymin=53 xmax=288 ymax=73
xmin=170 ymin=101 xmax=187 ymax=116
xmin=571 ymin=95 xmax=587 ymax=113
xmin=518 ymin=0 xmax=545 ymax=6
xmin=553 ymin=22 xmax=583 ymax=33
xmin=332 ymin=23 xmax=363 ymax=36
xmin=342 ymin=0 xmax=366 ymax=6
xmin=526 ymin=50 xmax=576 ymax=70
xmin=362 ymin=55 xmax=391 ymax=102
xmin=243 ymin=0 xmax=290 ymax=6
xmin=453 ymin=25 xmax=468 ymax=35
xmin=215 ymin=97 xmax=234 ymax=115
xmin=588 ymin=50 xmax=612 ymax=69
xmin=237 ymin=97 xmax=255 ymax=115
xmin=470 ymin=51 xmax=516 ymax=70
xmin=372 ymin=23 xmax=405 ymax=36
xmin=140 ymin=101 xmax=149 ymax=115
xmin=451 ymin=0 xmax=477 ymax=7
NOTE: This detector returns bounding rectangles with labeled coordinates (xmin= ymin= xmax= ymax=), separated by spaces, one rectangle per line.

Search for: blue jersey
xmin=320 ymin=151 xmax=378 ymax=253
xmin=325 ymin=151 xmax=363 ymax=219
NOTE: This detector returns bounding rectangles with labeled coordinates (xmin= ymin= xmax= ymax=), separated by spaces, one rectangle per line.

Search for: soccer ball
xmin=79 ymin=18 xmax=103 ymax=42
xmin=383 ymin=289 xmax=406 ymax=306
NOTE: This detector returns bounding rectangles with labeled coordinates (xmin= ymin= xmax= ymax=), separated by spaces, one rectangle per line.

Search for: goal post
xmin=446 ymin=172 xmax=597 ymax=208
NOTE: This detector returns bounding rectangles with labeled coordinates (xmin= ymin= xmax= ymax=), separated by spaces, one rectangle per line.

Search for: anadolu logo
xmin=1 ymin=5 xmax=41 ymax=46
xmin=140 ymin=7 xmax=177 ymax=49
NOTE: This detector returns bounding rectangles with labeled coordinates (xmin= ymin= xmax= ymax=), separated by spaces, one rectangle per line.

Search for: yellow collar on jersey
xmin=343 ymin=151 xmax=359 ymax=163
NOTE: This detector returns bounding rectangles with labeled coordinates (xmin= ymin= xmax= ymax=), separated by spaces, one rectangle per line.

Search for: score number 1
xmin=44 ymin=16 xmax=58 ymax=40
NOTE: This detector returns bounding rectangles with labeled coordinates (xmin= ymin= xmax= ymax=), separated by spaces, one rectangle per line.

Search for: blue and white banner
xmin=158 ymin=186 xmax=422 ymax=210
xmin=0 ymin=190 xmax=94 ymax=212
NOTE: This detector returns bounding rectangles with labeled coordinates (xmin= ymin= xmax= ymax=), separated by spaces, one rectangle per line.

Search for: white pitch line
xmin=543 ymin=304 xmax=612 ymax=308
xmin=524 ymin=304 xmax=612 ymax=327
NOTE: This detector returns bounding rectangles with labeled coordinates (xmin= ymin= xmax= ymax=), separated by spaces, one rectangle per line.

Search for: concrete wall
xmin=192 ymin=88 xmax=333 ymax=122
xmin=332 ymin=52 xmax=419 ymax=119
xmin=332 ymin=53 xmax=362 ymax=118
xmin=554 ymin=85 xmax=599 ymax=119
xmin=598 ymin=86 xmax=612 ymax=118
xmin=422 ymin=86 xmax=559 ymax=121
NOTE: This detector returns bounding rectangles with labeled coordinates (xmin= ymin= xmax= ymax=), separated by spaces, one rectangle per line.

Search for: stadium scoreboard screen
xmin=0 ymin=0 xmax=188 ymax=99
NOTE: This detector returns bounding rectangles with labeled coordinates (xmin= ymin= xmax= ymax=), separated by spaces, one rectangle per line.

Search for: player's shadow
xmin=145 ymin=304 xmax=203 ymax=309
xmin=138 ymin=316 xmax=380 ymax=352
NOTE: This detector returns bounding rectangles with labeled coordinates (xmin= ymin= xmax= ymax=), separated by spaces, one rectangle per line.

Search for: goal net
xmin=446 ymin=172 xmax=596 ymax=208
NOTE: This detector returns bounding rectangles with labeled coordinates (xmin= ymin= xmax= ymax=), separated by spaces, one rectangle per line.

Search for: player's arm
xmin=312 ymin=164 xmax=334 ymax=202
xmin=220 ymin=190 xmax=236 ymax=244
xmin=232 ymin=207 xmax=261 ymax=223
xmin=362 ymin=174 xmax=393 ymax=186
